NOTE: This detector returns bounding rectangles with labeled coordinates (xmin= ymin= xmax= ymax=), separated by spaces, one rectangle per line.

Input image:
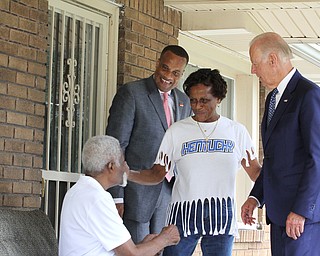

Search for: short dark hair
xmin=183 ymin=68 xmax=227 ymax=101
xmin=160 ymin=45 xmax=189 ymax=64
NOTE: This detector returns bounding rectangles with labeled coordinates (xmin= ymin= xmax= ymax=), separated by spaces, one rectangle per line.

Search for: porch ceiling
xmin=164 ymin=0 xmax=320 ymax=83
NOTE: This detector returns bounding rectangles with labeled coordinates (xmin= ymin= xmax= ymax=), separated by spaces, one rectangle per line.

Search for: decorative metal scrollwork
xmin=62 ymin=58 xmax=80 ymax=128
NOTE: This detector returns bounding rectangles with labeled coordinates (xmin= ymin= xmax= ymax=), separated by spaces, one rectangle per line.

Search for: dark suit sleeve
xmin=250 ymin=166 xmax=265 ymax=207
xmin=292 ymin=86 xmax=320 ymax=220
xmin=106 ymin=85 xmax=135 ymax=199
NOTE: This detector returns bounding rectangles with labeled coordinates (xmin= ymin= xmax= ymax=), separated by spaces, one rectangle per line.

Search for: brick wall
xmin=115 ymin=0 xmax=181 ymax=85
xmin=0 ymin=0 xmax=48 ymax=209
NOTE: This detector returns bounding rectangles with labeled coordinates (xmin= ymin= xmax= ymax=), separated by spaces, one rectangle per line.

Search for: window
xmin=42 ymin=0 xmax=120 ymax=235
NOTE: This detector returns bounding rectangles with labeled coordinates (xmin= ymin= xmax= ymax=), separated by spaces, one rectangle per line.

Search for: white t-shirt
xmin=155 ymin=116 xmax=256 ymax=237
xmin=59 ymin=176 xmax=131 ymax=256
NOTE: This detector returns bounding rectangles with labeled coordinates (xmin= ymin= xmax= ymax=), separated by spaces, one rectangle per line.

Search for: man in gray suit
xmin=106 ymin=45 xmax=191 ymax=244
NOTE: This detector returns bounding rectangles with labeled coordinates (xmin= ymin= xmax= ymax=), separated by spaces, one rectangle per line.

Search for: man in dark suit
xmin=106 ymin=45 xmax=192 ymax=244
xmin=241 ymin=32 xmax=320 ymax=255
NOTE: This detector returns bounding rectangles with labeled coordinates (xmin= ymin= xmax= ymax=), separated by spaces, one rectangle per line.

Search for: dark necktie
xmin=267 ymin=88 xmax=278 ymax=126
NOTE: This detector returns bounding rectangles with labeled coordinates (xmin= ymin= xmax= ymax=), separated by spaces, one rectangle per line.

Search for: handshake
xmin=141 ymin=224 xmax=180 ymax=256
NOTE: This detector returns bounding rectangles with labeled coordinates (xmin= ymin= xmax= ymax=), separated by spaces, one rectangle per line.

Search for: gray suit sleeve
xmin=106 ymin=85 xmax=135 ymax=199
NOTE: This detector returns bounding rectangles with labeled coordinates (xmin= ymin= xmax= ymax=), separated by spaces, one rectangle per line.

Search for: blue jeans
xmin=163 ymin=199 xmax=234 ymax=256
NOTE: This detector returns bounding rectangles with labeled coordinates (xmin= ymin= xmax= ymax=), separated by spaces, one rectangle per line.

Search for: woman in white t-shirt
xmin=128 ymin=69 xmax=261 ymax=256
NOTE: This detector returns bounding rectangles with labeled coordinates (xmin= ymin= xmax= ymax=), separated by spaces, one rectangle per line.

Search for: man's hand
xmin=159 ymin=225 xmax=180 ymax=247
xmin=286 ymin=212 xmax=305 ymax=240
xmin=241 ymin=198 xmax=258 ymax=225
xmin=116 ymin=203 xmax=124 ymax=218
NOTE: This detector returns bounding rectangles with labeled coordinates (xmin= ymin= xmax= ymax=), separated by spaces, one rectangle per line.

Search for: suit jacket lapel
xmin=263 ymin=70 xmax=301 ymax=147
xmin=171 ymin=89 xmax=187 ymax=122
xmin=146 ymin=76 xmax=168 ymax=129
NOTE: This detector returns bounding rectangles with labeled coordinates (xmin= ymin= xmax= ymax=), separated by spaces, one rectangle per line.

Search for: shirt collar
xmin=159 ymin=89 xmax=172 ymax=96
xmin=277 ymin=67 xmax=296 ymax=96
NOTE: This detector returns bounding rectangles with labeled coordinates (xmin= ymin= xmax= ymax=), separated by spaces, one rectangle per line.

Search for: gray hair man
xmin=59 ymin=135 xmax=180 ymax=256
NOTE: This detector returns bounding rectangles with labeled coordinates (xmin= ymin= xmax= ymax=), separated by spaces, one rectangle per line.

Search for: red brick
xmin=0 ymin=12 xmax=19 ymax=28
xmin=145 ymin=26 xmax=156 ymax=39
xmin=27 ymin=88 xmax=45 ymax=103
xmin=132 ymin=20 xmax=144 ymax=34
xmin=29 ymin=34 xmax=47 ymax=49
xmin=28 ymin=61 xmax=46 ymax=76
xmin=156 ymin=31 xmax=168 ymax=43
xmin=8 ymin=83 xmax=28 ymax=98
xmin=0 ymin=53 xmax=9 ymax=67
xmin=23 ymin=195 xmax=41 ymax=208
xmin=0 ymin=182 xmax=12 ymax=193
xmin=0 ymin=139 xmax=5 ymax=151
xmin=13 ymin=154 xmax=33 ymax=167
xmin=150 ymin=39 xmax=165 ymax=52
xmin=36 ymin=50 xmax=47 ymax=64
xmin=19 ymin=17 xmax=37 ymax=33
xmin=18 ymin=46 xmax=37 ymax=61
xmin=11 ymin=1 xmax=30 ymax=18
xmin=20 ymin=0 xmax=39 ymax=9
xmin=0 ymin=82 xmax=7 ymax=94
xmin=32 ymin=181 xmax=41 ymax=194
xmin=13 ymin=181 xmax=32 ymax=193
xmin=131 ymin=65 xmax=145 ymax=77
xmin=0 ymin=26 xmax=10 ymax=40
xmin=34 ymin=129 xmax=44 ymax=142
xmin=138 ymin=34 xmax=150 ymax=48
xmin=7 ymin=111 xmax=27 ymax=126
xmin=124 ymin=7 xmax=138 ymax=20
xmin=25 ymin=141 xmax=43 ymax=155
xmin=35 ymin=77 xmax=46 ymax=90
xmin=38 ymin=0 xmax=48 ymax=11
xmin=125 ymin=30 xmax=139 ymax=43
xmin=38 ymin=23 xmax=48 ymax=38
xmin=15 ymin=127 xmax=34 ymax=140
xmin=0 ymin=40 xmax=19 ymax=56
xmin=16 ymin=99 xmax=35 ymax=114
xmin=0 ymin=0 xmax=9 ymax=10
xmin=132 ymin=43 xmax=144 ymax=56
xmin=0 ymin=110 xmax=6 ymax=123
xmin=26 ymin=115 xmax=44 ymax=129
xmin=145 ymin=48 xmax=157 ymax=60
xmin=3 ymin=166 xmax=24 ymax=180
xmin=24 ymin=168 xmax=42 ymax=181
xmin=3 ymin=195 xmax=23 ymax=207
xmin=5 ymin=139 xmax=25 ymax=153
xmin=34 ymin=103 xmax=45 ymax=116
xmin=33 ymin=156 xmax=43 ymax=168
xmin=138 ymin=13 xmax=151 ymax=26
xmin=0 ymin=95 xmax=15 ymax=110
xmin=151 ymin=17 xmax=162 ymax=31
xmin=163 ymin=23 xmax=174 ymax=35
xmin=137 ymin=56 xmax=151 ymax=70
xmin=8 ymin=56 xmax=28 ymax=72
xmin=30 ymin=8 xmax=47 ymax=23
xmin=9 ymin=29 xmax=29 ymax=45
xmin=0 ymin=67 xmax=16 ymax=83
xmin=0 ymin=124 xmax=14 ymax=138
xmin=16 ymin=72 xmax=35 ymax=87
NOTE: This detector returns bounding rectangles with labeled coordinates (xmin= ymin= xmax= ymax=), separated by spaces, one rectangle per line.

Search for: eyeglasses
xmin=190 ymin=98 xmax=212 ymax=106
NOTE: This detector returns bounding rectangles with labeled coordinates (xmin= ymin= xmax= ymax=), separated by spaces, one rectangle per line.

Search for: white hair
xmin=250 ymin=32 xmax=293 ymax=62
xmin=82 ymin=135 xmax=122 ymax=175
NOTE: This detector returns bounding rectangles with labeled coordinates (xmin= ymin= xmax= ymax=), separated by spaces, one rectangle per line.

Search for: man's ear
xmin=106 ymin=162 xmax=113 ymax=171
xmin=269 ymin=52 xmax=278 ymax=65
